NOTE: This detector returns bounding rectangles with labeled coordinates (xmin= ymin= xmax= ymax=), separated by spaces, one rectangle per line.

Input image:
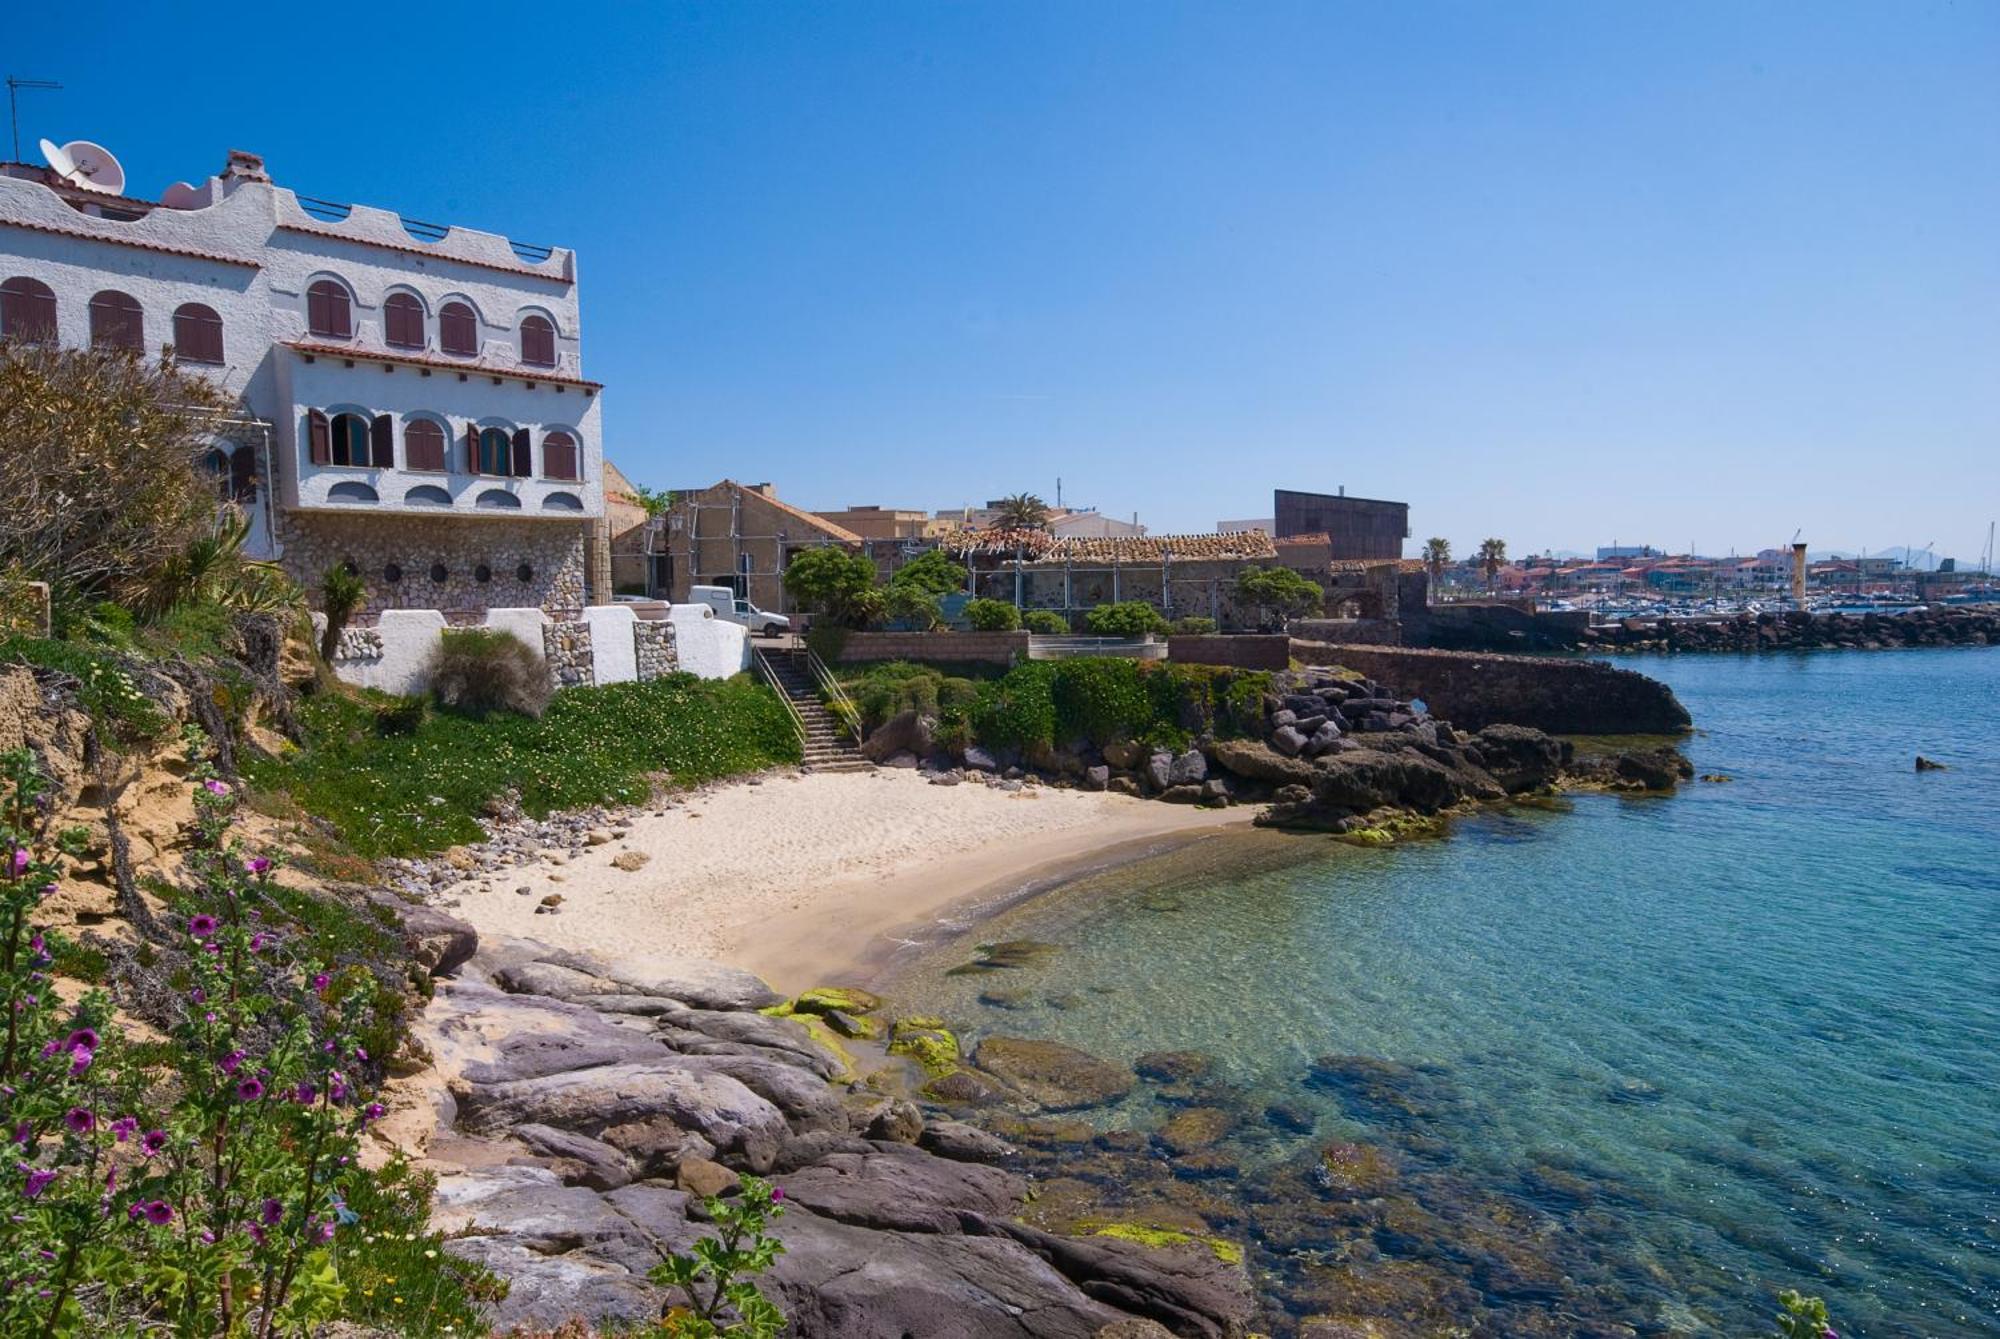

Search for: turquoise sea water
xmin=888 ymin=649 xmax=2000 ymax=1337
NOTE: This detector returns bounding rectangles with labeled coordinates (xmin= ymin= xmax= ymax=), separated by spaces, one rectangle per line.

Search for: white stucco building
xmin=0 ymin=145 xmax=609 ymax=615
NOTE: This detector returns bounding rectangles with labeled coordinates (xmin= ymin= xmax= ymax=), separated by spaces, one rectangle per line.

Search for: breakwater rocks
xmin=416 ymin=937 xmax=1253 ymax=1337
xmin=1579 ymin=606 xmax=1999 ymax=653
xmin=1292 ymin=644 xmax=1692 ymax=736
xmin=883 ymin=664 xmax=1690 ymax=836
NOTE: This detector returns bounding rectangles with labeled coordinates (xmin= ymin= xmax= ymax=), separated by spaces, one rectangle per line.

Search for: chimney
xmin=222 ymin=149 xmax=269 ymax=183
xmin=750 ymin=482 xmax=775 ymax=498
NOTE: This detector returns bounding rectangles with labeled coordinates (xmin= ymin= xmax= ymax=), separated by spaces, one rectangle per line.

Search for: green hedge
xmin=971 ymin=658 xmax=1268 ymax=754
xmin=248 ymin=673 xmax=801 ymax=857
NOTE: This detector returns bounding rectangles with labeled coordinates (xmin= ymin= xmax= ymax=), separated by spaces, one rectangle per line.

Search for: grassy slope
xmin=247 ymin=673 xmax=801 ymax=858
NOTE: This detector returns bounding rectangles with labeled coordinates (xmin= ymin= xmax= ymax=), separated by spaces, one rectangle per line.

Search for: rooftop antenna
xmin=6 ymin=77 xmax=61 ymax=162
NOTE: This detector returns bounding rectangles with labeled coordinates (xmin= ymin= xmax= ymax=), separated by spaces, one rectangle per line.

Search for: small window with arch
xmin=439 ymin=301 xmax=478 ymax=357
xmin=306 ymin=279 xmax=353 ymax=339
xmin=89 ymin=290 xmax=143 ymax=352
xmin=383 ymin=292 xmax=426 ymax=349
xmin=172 ymin=302 xmax=224 ymax=364
xmin=0 ymin=277 xmax=58 ymax=343
xmin=520 ymin=313 xmax=556 ymax=367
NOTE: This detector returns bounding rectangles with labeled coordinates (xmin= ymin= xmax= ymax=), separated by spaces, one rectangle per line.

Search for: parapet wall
xmin=321 ymin=604 xmax=747 ymax=696
xmin=837 ymin=631 xmax=1030 ymax=666
xmin=1167 ymin=634 xmax=1290 ymax=670
xmin=1291 ymin=642 xmax=1692 ymax=736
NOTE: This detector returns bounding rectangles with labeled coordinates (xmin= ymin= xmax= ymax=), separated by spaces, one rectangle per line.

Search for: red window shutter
xmin=441 ymin=303 xmax=476 ymax=356
xmin=465 ymin=423 xmax=481 ymax=473
xmin=371 ymin=414 xmax=395 ymax=468
xmin=307 ymin=285 xmax=327 ymax=335
xmin=405 ymin=421 xmax=444 ymax=471
xmin=544 ymin=432 xmax=578 ymax=481
xmin=511 ymin=428 xmax=531 ymax=478
xmin=308 ymin=409 xmax=331 ymax=465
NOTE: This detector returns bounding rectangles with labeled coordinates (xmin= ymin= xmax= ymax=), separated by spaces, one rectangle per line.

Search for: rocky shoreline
xmin=409 ymin=934 xmax=1255 ymax=1337
xmin=865 ymin=663 xmax=1693 ymax=838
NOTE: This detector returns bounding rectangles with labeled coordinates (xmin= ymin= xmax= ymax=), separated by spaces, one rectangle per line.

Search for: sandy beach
xmin=439 ymin=770 xmax=1251 ymax=992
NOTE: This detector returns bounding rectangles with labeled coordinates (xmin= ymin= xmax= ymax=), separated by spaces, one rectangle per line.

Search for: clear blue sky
xmin=12 ymin=1 xmax=1998 ymax=561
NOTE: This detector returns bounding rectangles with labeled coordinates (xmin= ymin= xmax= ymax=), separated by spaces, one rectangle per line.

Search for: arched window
xmin=0 ymin=278 xmax=57 ymax=343
xmin=439 ymin=301 xmax=478 ymax=357
xmin=89 ymin=290 xmax=143 ymax=352
xmin=308 ymin=409 xmax=393 ymax=468
xmin=476 ymin=427 xmax=517 ymax=476
xmin=542 ymin=430 xmax=579 ymax=481
xmin=383 ymin=292 xmax=425 ymax=349
xmin=404 ymin=418 xmax=447 ymax=471
xmin=202 ymin=445 xmax=256 ymax=502
xmin=520 ymin=313 xmax=556 ymax=367
xmin=172 ymin=303 xmax=224 ymax=364
xmin=306 ymin=279 xmax=353 ymax=339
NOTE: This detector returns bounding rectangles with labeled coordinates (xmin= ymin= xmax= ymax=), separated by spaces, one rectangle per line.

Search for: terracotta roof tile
xmin=283 ymin=340 xmax=601 ymax=391
xmin=0 ymin=215 xmax=259 ymax=267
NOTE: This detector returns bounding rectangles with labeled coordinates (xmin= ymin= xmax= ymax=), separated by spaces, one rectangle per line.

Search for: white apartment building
xmin=0 ymin=143 xmax=608 ymax=615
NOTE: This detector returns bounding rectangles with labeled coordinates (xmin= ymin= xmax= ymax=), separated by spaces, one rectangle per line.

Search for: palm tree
xmin=1478 ymin=538 xmax=1508 ymax=592
xmin=1422 ymin=537 xmax=1452 ymax=588
xmin=991 ymin=493 xmax=1051 ymax=532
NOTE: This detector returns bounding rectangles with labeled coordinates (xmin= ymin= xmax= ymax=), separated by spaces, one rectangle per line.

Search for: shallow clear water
xmin=889 ymin=649 xmax=2000 ymax=1337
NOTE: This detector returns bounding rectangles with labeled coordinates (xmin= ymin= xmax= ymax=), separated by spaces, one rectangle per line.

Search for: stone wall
xmin=541 ymin=620 xmax=595 ymax=689
xmin=277 ymin=511 xmax=589 ymax=618
xmin=1293 ymin=617 xmax=1401 ymax=646
xmin=1291 ymin=642 xmax=1692 ymax=736
xmin=837 ymin=631 xmax=1029 ymax=666
xmin=1401 ymin=602 xmax=1593 ymax=651
xmin=634 ymin=620 xmax=678 ymax=679
xmin=1167 ymin=634 xmax=1290 ymax=670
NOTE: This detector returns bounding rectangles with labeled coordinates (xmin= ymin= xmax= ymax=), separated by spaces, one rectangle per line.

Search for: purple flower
xmin=362 ymin=1102 xmax=385 ymax=1123
xmin=68 ymin=1047 xmax=92 ymax=1077
xmin=37 ymin=1041 xmax=59 ymax=1060
xmin=203 ymin=780 xmax=229 ymax=797
xmin=235 ymin=1077 xmax=264 ymax=1103
xmin=8 ymin=849 xmax=26 ymax=876
xmin=63 ymin=1109 xmax=93 ymax=1135
xmin=143 ymin=1200 xmax=174 ymax=1225
xmin=293 ymin=1081 xmax=317 ymax=1105
xmin=771 ymin=1185 xmax=784 ymax=1202
xmin=249 ymin=933 xmax=268 ymax=953
xmin=247 ymin=857 xmax=271 ymax=875
xmin=220 ymin=1050 xmax=245 ymax=1075
xmin=328 ymin=1075 xmax=348 ymax=1102
xmin=261 ymin=1196 xmax=284 ymax=1225
xmin=62 ymin=1029 xmax=98 ymax=1054
xmin=311 ymin=972 xmax=330 ymax=992
xmin=21 ymin=1166 xmax=55 ymax=1198
xmin=353 ymin=1046 xmax=368 ymax=1062
xmin=11 ymin=1121 xmax=29 ymax=1146
xmin=140 ymin=1130 xmax=167 ymax=1157
xmin=28 ymin=934 xmax=47 ymax=962
xmin=110 ymin=1117 xmax=137 ymax=1143
xmin=314 ymin=1219 xmax=334 ymax=1243
xmin=188 ymin=914 xmax=218 ymax=940
xmin=247 ymin=1224 xmax=266 ymax=1245
xmin=189 ymin=987 xmax=205 ymax=1005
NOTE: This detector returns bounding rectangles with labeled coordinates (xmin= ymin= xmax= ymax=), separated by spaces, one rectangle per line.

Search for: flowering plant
xmin=0 ymin=736 xmax=479 ymax=1336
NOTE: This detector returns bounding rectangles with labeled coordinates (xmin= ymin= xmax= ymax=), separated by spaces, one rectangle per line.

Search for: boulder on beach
xmin=862 ymin=709 xmax=937 ymax=763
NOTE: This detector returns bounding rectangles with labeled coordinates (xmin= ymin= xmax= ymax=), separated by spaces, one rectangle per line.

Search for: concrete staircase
xmin=760 ymin=650 xmax=873 ymax=773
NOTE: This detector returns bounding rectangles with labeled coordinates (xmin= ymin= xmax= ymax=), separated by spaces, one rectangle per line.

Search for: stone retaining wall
xmin=541 ymin=620 xmax=595 ymax=689
xmin=1292 ymin=641 xmax=1691 ymax=735
xmin=1167 ymin=634 xmax=1290 ymax=670
xmin=634 ymin=620 xmax=678 ymax=678
xmin=837 ymin=631 xmax=1030 ymax=665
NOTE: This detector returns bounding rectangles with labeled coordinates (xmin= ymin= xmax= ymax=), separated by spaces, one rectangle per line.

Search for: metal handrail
xmin=752 ymin=647 xmax=810 ymax=754
xmin=804 ymin=649 xmax=863 ymax=742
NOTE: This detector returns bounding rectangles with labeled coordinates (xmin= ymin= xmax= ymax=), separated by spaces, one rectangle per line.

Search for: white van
xmin=689 ymin=585 xmax=791 ymax=636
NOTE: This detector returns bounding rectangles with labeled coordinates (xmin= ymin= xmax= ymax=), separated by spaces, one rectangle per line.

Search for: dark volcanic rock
xmin=1470 ymin=724 xmax=1565 ymax=793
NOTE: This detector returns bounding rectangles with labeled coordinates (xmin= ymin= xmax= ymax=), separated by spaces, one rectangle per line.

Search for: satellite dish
xmin=41 ymin=138 xmax=125 ymax=195
xmin=161 ymin=181 xmax=210 ymax=210
xmin=37 ymin=138 xmax=75 ymax=180
xmin=61 ymin=141 xmax=126 ymax=195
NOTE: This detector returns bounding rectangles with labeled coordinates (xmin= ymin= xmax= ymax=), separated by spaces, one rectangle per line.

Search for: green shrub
xmin=970 ymin=661 xmax=1056 ymax=750
xmin=1234 ymin=564 xmax=1323 ymax=629
xmin=1049 ymin=659 xmax=1153 ymax=745
xmin=428 ymin=628 xmax=551 ymax=718
xmin=963 ymin=598 xmax=1021 ymax=632
xmin=248 ymin=673 xmax=801 ymax=857
xmin=319 ymin=563 xmax=368 ymax=661
xmin=1083 ymin=602 xmax=1169 ymax=638
xmin=888 ymin=548 xmax=967 ymax=597
xmin=1170 ymin=616 xmax=1217 ymax=635
xmin=1022 ymin=610 xmax=1070 ymax=635
xmin=804 ymin=623 xmax=849 ymax=664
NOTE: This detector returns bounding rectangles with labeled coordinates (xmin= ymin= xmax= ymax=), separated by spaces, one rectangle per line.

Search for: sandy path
xmin=440 ymin=770 xmax=1250 ymax=993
